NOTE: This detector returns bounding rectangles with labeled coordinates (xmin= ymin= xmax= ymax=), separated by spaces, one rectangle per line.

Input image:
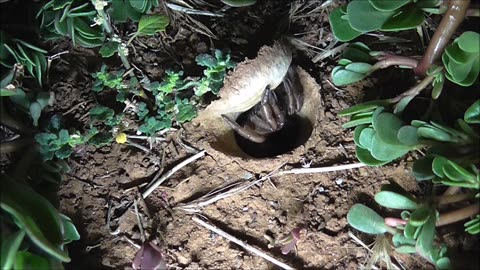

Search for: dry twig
xmin=192 ymin=216 xmax=296 ymax=270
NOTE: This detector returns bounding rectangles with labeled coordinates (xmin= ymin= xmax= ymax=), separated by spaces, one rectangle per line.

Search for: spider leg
xmin=268 ymin=90 xmax=285 ymax=128
xmin=283 ymin=77 xmax=296 ymax=115
xmin=259 ymin=87 xmax=278 ymax=130
xmin=283 ymin=65 xmax=304 ymax=114
xmin=222 ymin=114 xmax=266 ymax=143
xmin=248 ymin=113 xmax=274 ymax=132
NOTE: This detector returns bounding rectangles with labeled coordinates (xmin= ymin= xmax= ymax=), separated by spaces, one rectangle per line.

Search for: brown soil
xmin=35 ymin=1 xmax=477 ymax=270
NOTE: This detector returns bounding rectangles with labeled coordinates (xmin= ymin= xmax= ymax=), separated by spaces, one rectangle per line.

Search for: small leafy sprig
xmin=37 ymin=0 xmax=105 ymax=48
xmin=0 ymin=31 xmax=47 ymax=86
xmin=91 ymin=64 xmax=141 ymax=102
xmin=195 ymin=50 xmax=236 ymax=96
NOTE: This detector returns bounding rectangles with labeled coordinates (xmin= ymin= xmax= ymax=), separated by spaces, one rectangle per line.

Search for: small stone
xmin=336 ymin=178 xmax=344 ymax=185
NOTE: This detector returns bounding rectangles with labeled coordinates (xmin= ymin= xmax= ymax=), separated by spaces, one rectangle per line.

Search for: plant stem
xmin=0 ymin=138 xmax=33 ymax=153
xmin=0 ymin=102 xmax=30 ymax=134
xmin=371 ymin=54 xmax=419 ymax=71
xmin=436 ymin=202 xmax=479 ymax=226
xmin=437 ymin=192 xmax=476 ymax=206
xmin=443 ymin=186 xmax=461 ymax=196
xmin=388 ymin=72 xmax=436 ymax=103
xmin=414 ymin=0 xmax=470 ymax=76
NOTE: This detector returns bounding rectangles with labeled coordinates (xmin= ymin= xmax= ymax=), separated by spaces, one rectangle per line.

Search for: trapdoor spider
xmin=222 ymin=65 xmax=304 ymax=143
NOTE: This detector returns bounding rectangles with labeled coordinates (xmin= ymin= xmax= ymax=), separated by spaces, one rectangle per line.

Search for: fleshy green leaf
xmin=375 ymin=191 xmax=418 ymax=209
xmin=329 ymin=7 xmax=363 ymax=42
xmin=369 ymin=0 xmax=411 ymax=11
xmin=220 ymin=0 xmax=256 ymax=7
xmin=381 ymin=6 xmax=424 ymax=31
xmin=457 ymin=31 xmax=480 ymax=53
xmin=356 ymin=145 xmax=389 ymax=165
xmin=397 ymin=125 xmax=418 ymax=145
xmin=347 ymin=204 xmax=389 ymax=234
xmin=347 ymin=0 xmax=394 ymax=32
xmin=373 ymin=112 xmax=404 ymax=145
xmin=409 ymin=207 xmax=431 ymax=226
xmin=412 ymin=156 xmax=435 ymax=181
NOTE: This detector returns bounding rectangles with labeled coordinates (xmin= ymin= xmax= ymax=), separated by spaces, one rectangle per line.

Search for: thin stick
xmin=142 ymin=150 xmax=206 ymax=199
xmin=192 ymin=216 xmax=295 ymax=270
xmin=133 ymin=199 xmax=145 ymax=243
xmin=176 ymin=162 xmax=366 ymax=212
xmin=275 ymin=163 xmax=365 ymax=176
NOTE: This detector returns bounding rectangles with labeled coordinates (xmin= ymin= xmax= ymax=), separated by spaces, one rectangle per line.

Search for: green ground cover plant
xmin=329 ymin=0 xmax=479 ymax=268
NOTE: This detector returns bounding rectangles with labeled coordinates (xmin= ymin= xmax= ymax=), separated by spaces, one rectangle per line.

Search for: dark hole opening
xmin=234 ymin=114 xmax=313 ymax=158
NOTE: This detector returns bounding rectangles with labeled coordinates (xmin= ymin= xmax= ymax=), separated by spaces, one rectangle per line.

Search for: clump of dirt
xmin=44 ymin=1 xmax=479 ymax=270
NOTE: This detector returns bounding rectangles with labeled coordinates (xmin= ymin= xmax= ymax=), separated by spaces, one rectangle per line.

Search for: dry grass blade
xmin=348 ymin=232 xmax=403 ymax=270
xmin=166 ymin=2 xmax=224 ymax=17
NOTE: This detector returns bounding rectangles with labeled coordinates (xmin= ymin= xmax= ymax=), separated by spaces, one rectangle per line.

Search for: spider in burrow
xmin=222 ymin=65 xmax=304 ymax=143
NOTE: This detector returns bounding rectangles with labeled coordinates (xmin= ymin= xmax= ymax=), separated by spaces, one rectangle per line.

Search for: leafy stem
xmin=388 ymin=71 xmax=438 ymax=103
xmin=415 ymin=0 xmax=470 ymax=75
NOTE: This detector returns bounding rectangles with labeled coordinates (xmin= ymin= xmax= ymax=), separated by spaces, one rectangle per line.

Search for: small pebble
xmin=335 ymin=178 xmax=344 ymax=185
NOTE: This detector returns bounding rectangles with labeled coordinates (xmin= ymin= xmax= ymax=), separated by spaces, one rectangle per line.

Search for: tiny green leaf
xmin=409 ymin=207 xmax=431 ymax=226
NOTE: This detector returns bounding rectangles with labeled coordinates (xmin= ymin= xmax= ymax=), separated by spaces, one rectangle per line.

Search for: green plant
xmin=1 ymin=159 xmax=79 ymax=269
xmin=0 ymin=31 xmax=47 ymax=86
xmin=1 ymin=64 xmax=51 ymax=127
xmin=88 ymin=105 xmax=123 ymax=145
xmin=37 ymin=0 xmax=105 ymax=48
xmin=329 ymin=0 xmax=443 ymax=42
xmin=91 ymin=64 xmax=141 ymax=102
xmin=347 ymin=180 xmax=478 ymax=269
xmin=127 ymin=14 xmax=170 ymax=45
xmin=442 ymin=31 xmax=479 ymax=87
xmin=109 ymin=0 xmax=160 ymax=23
xmin=195 ymin=50 xmax=236 ymax=96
